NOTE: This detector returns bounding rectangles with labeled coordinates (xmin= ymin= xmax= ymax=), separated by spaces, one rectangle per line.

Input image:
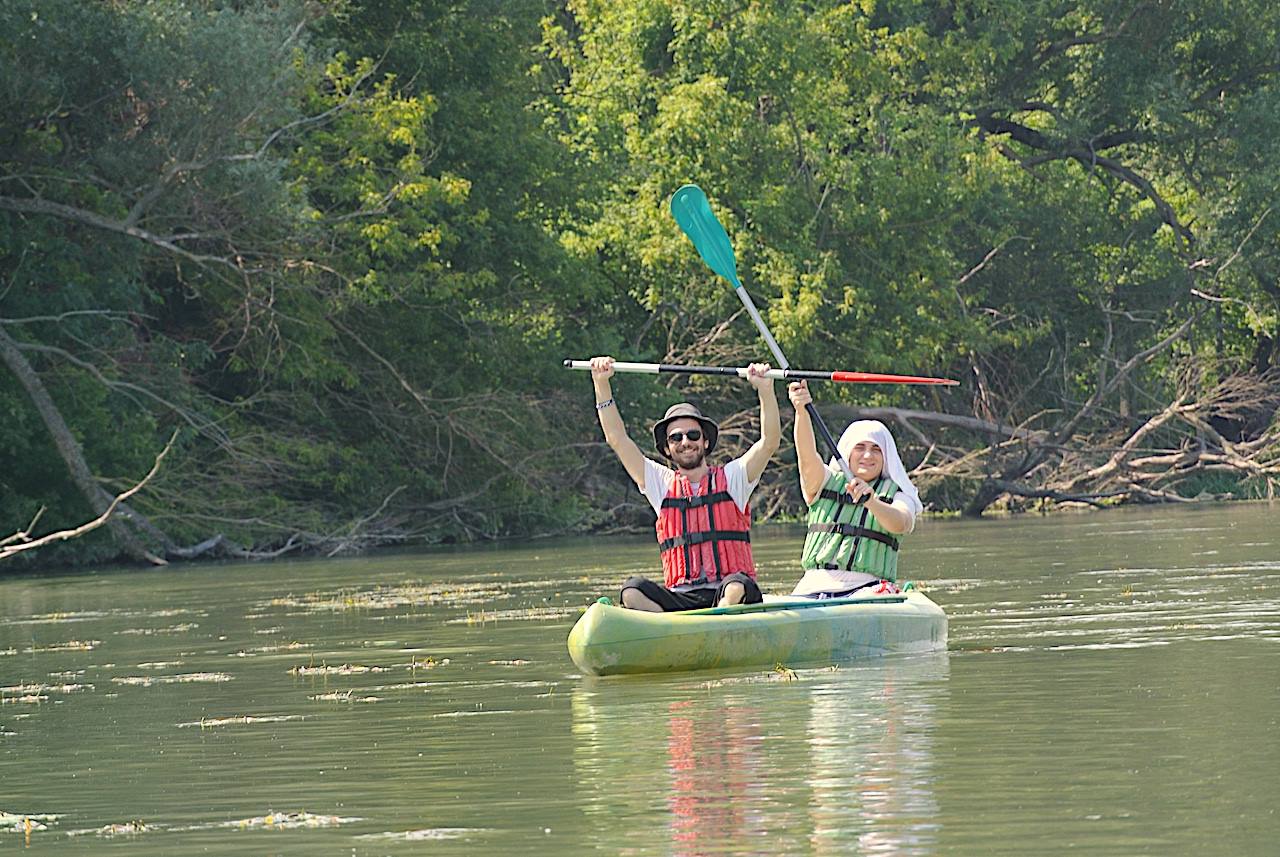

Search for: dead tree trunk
xmin=0 ymin=325 xmax=165 ymax=565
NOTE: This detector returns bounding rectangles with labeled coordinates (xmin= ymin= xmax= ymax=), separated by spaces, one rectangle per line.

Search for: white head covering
xmin=831 ymin=419 xmax=923 ymax=517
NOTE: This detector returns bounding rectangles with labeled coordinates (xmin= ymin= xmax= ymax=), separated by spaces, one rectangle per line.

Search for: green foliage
xmin=546 ymin=0 xmax=1279 ymax=394
xmin=4 ymin=0 xmax=1280 ymax=564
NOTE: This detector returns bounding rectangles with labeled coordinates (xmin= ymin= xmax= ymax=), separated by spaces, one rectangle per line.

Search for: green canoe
xmin=566 ymin=589 xmax=947 ymax=676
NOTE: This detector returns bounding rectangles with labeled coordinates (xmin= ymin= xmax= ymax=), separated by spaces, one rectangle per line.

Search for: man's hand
xmin=590 ymin=356 xmax=615 ymax=380
xmin=746 ymin=362 xmax=773 ymax=391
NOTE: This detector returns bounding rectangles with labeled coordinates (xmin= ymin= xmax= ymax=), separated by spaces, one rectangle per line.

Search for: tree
xmin=542 ymin=0 xmax=1280 ymax=515
xmin=1 ymin=0 xmax=605 ymax=565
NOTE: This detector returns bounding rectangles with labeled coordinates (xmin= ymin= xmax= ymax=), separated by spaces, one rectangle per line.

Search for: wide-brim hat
xmin=652 ymin=402 xmax=719 ymax=459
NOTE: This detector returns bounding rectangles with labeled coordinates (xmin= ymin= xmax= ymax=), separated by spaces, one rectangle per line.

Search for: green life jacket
xmin=800 ymin=470 xmax=902 ymax=581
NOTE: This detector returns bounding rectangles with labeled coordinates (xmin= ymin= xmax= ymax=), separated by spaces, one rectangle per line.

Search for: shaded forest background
xmin=2 ymin=0 xmax=1278 ymax=567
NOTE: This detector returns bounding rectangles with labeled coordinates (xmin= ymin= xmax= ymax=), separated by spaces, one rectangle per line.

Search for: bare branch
xmin=1 ymin=430 xmax=178 ymax=561
xmin=0 ymin=507 xmax=45 ymax=548
xmin=958 ymin=235 xmax=1030 ymax=287
xmin=0 ymin=310 xmax=141 ymax=326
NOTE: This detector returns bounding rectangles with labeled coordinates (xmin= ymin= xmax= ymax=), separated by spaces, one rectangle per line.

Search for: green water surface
xmin=2 ymin=503 xmax=1277 ymax=855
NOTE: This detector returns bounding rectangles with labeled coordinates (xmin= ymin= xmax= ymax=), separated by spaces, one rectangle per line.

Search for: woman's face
xmin=847 ymin=440 xmax=884 ymax=481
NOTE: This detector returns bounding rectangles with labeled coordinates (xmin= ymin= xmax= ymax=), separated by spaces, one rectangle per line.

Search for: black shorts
xmin=619 ymin=573 xmax=762 ymax=612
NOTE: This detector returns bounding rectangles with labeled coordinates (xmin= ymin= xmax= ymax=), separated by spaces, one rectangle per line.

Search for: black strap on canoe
xmin=808 ymin=577 xmax=882 ymax=598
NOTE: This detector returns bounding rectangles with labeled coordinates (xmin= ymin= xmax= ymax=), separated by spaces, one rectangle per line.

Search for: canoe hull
xmin=566 ymin=591 xmax=947 ymax=676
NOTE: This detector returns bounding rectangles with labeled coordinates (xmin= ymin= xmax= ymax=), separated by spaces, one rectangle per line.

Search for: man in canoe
xmin=589 ymin=355 xmax=781 ymax=611
xmin=787 ymin=380 xmax=923 ymax=598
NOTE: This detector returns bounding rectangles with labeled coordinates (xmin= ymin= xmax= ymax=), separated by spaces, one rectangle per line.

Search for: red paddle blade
xmin=829 ymin=371 xmax=958 ymax=386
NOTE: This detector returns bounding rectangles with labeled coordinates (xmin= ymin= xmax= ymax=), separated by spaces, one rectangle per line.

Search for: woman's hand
xmin=788 ymin=380 xmax=811 ymax=409
xmin=844 ymin=477 xmax=875 ymax=504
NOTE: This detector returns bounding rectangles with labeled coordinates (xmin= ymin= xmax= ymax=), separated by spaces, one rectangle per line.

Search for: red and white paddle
xmin=563 ymin=359 xmax=957 ymax=386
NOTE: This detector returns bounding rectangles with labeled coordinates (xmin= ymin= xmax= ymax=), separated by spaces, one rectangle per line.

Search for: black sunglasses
xmin=666 ymin=429 xmax=703 ymax=443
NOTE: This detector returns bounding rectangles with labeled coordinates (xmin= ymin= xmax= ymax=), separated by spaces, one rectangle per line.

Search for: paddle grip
xmin=806 ymin=402 xmax=864 ymax=504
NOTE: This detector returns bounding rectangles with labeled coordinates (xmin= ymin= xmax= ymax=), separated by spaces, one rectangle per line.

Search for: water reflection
xmin=666 ymin=697 xmax=767 ymax=855
xmin=572 ymin=653 xmax=949 ymax=856
xmin=805 ymin=655 xmax=947 ymax=856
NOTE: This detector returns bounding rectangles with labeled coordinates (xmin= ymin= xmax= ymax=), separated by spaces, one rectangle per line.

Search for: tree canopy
xmin=2 ymin=0 xmax=1277 ymax=566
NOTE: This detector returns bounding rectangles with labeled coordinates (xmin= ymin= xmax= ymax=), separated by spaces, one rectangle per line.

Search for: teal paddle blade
xmin=670 ymin=184 xmax=741 ymax=287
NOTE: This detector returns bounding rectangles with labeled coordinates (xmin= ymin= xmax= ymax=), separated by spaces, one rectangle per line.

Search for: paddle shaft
xmin=669 ymin=184 xmax=861 ymax=485
xmin=563 ymin=359 xmax=957 ymax=386
xmin=732 ymin=286 xmax=858 ymax=484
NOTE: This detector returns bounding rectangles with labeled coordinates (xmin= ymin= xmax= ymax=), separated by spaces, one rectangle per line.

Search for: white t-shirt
xmin=640 ymin=456 xmax=757 ymax=515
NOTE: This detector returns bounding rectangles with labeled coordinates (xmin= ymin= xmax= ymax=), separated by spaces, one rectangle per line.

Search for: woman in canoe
xmin=589 ymin=355 xmax=781 ymax=612
xmin=787 ymin=381 xmax=923 ymax=598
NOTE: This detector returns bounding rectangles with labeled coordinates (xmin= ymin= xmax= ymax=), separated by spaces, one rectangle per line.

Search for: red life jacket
xmin=656 ymin=465 xmax=754 ymax=588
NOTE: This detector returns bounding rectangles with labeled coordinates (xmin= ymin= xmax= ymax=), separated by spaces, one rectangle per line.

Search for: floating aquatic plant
xmin=250 ymin=642 xmax=311 ymax=653
xmin=1 ymin=811 xmax=58 ymax=833
xmin=309 ymin=691 xmax=380 ymax=703
xmin=365 ymin=680 xmax=436 ymax=691
xmin=408 ymin=657 xmax=450 ymax=670
xmin=287 ymin=663 xmax=388 ymax=676
xmin=24 ymin=640 xmax=99 ymax=653
xmin=111 ymin=673 xmax=233 ymax=687
xmin=117 ymin=624 xmax=199 ymax=636
xmin=1 ymin=683 xmax=91 ymax=695
xmin=357 ymin=828 xmax=487 ymax=841
xmin=177 ymin=714 xmax=305 ymax=728
xmin=218 ymin=811 xmax=360 ymax=830
xmin=450 ymin=606 xmax=578 ymax=625
xmin=772 ymin=663 xmax=798 ymax=682
xmin=66 ymin=820 xmax=154 ymax=837
xmin=262 ymin=581 xmax=505 ymax=613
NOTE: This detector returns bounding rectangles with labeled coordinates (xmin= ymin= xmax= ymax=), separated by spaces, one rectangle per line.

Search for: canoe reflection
xmin=806 ymin=654 xmax=948 ymax=855
xmin=666 ymin=697 xmax=764 ymax=854
xmin=571 ymin=652 xmax=949 ymax=855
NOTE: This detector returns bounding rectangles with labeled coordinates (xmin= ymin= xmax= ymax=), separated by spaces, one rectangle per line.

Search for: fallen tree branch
xmin=0 ymin=507 xmax=45 ymax=549
xmin=1 ymin=430 xmax=179 ymax=561
xmin=0 ymin=324 xmax=166 ymax=563
xmin=981 ymin=479 xmax=1125 ymax=507
xmin=1054 ymin=395 xmax=1192 ymax=493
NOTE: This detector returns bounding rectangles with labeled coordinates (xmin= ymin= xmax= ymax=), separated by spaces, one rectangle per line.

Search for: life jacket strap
xmin=661 ymin=490 xmax=735 ymax=510
xmin=659 ymin=530 xmax=752 ymax=552
xmin=806 ymin=522 xmax=899 ymax=551
xmin=818 ymin=487 xmax=867 ymax=507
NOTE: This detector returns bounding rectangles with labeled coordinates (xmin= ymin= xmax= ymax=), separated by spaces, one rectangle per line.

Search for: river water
xmin=1 ymin=503 xmax=1277 ymax=855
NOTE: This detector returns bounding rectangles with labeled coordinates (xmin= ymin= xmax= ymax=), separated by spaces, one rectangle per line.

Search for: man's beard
xmin=670 ymin=446 xmax=706 ymax=470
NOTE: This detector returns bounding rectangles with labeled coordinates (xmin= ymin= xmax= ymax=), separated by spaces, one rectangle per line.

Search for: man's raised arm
xmin=591 ymin=356 xmax=647 ymax=488
xmin=740 ymin=363 xmax=781 ymax=483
